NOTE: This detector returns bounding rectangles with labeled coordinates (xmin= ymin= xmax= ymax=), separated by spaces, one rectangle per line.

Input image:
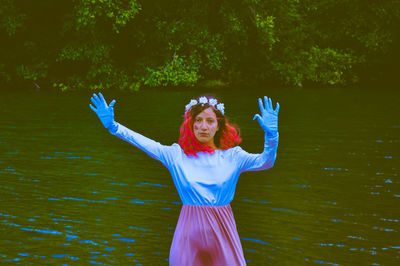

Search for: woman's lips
xmin=200 ymin=133 xmax=208 ymax=136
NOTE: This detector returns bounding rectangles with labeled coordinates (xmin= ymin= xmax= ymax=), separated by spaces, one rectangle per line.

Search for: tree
xmin=0 ymin=0 xmax=398 ymax=90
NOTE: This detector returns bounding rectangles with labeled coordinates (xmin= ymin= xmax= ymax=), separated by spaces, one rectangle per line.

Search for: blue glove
xmin=89 ymin=92 xmax=117 ymax=132
xmin=253 ymin=96 xmax=279 ymax=137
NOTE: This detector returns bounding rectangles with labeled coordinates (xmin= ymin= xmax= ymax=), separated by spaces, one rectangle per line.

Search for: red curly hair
xmin=178 ymin=96 xmax=242 ymax=157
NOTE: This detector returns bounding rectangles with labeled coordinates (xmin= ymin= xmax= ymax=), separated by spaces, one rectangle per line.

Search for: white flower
xmin=185 ymin=99 xmax=198 ymax=112
xmin=216 ymin=103 xmax=225 ymax=114
xmin=199 ymin=97 xmax=208 ymax=105
xmin=209 ymin=98 xmax=217 ymax=107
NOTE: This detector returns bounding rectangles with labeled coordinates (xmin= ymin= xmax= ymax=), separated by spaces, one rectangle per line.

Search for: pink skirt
xmin=169 ymin=204 xmax=246 ymax=266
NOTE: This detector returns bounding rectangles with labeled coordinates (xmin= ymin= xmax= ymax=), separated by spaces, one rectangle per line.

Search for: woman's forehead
xmin=196 ymin=107 xmax=217 ymax=118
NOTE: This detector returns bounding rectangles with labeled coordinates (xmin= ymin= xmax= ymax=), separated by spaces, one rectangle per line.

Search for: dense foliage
xmin=0 ymin=0 xmax=399 ymax=90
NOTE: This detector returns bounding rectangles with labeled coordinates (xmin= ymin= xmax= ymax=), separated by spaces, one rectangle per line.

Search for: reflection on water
xmin=0 ymin=88 xmax=399 ymax=265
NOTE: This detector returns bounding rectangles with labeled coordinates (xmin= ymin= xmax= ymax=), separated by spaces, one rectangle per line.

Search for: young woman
xmin=90 ymin=93 xmax=279 ymax=265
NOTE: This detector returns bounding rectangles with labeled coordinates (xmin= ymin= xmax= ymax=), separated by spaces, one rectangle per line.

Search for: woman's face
xmin=193 ymin=107 xmax=219 ymax=147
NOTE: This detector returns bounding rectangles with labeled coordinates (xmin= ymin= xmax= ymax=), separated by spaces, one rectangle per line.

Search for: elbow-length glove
xmin=89 ymin=92 xmax=118 ymax=133
xmin=253 ymin=96 xmax=280 ymax=137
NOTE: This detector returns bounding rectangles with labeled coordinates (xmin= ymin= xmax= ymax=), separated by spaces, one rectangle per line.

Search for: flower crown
xmin=185 ymin=96 xmax=225 ymax=115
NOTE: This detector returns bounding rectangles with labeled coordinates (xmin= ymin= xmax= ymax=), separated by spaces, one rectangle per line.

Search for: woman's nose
xmin=200 ymin=121 xmax=207 ymax=129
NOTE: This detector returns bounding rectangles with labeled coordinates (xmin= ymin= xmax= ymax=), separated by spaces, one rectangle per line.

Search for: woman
xmin=89 ymin=93 xmax=279 ymax=265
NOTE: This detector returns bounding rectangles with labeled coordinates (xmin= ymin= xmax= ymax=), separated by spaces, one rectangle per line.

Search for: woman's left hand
xmin=253 ymin=96 xmax=279 ymax=137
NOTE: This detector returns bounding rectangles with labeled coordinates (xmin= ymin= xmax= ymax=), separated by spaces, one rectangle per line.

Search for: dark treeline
xmin=0 ymin=0 xmax=399 ymax=91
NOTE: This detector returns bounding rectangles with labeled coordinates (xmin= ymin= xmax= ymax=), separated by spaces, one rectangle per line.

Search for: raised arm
xmin=236 ymin=96 xmax=279 ymax=172
xmin=89 ymin=92 xmax=177 ymax=167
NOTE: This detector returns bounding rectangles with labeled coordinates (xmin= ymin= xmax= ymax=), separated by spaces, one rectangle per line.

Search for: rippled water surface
xmin=1 ymin=88 xmax=399 ymax=265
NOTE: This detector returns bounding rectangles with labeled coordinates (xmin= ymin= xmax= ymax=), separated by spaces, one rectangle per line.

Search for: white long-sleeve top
xmin=109 ymin=122 xmax=279 ymax=206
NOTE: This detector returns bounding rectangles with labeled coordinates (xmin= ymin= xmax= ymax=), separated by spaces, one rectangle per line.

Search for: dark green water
xmin=1 ymin=88 xmax=399 ymax=265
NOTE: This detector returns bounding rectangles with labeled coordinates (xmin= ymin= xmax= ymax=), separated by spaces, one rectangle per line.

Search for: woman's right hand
xmin=90 ymin=92 xmax=116 ymax=129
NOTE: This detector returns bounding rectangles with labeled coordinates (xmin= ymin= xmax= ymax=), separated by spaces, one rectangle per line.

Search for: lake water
xmin=0 ymin=87 xmax=399 ymax=265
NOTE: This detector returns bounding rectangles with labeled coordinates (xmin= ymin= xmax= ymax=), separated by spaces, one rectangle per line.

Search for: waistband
xmin=182 ymin=204 xmax=231 ymax=209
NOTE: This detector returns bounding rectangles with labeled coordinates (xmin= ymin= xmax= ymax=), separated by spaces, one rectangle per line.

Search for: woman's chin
xmin=196 ymin=137 xmax=210 ymax=144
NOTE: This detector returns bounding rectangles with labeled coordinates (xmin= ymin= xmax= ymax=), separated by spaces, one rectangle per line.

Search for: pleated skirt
xmin=169 ymin=204 xmax=246 ymax=266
